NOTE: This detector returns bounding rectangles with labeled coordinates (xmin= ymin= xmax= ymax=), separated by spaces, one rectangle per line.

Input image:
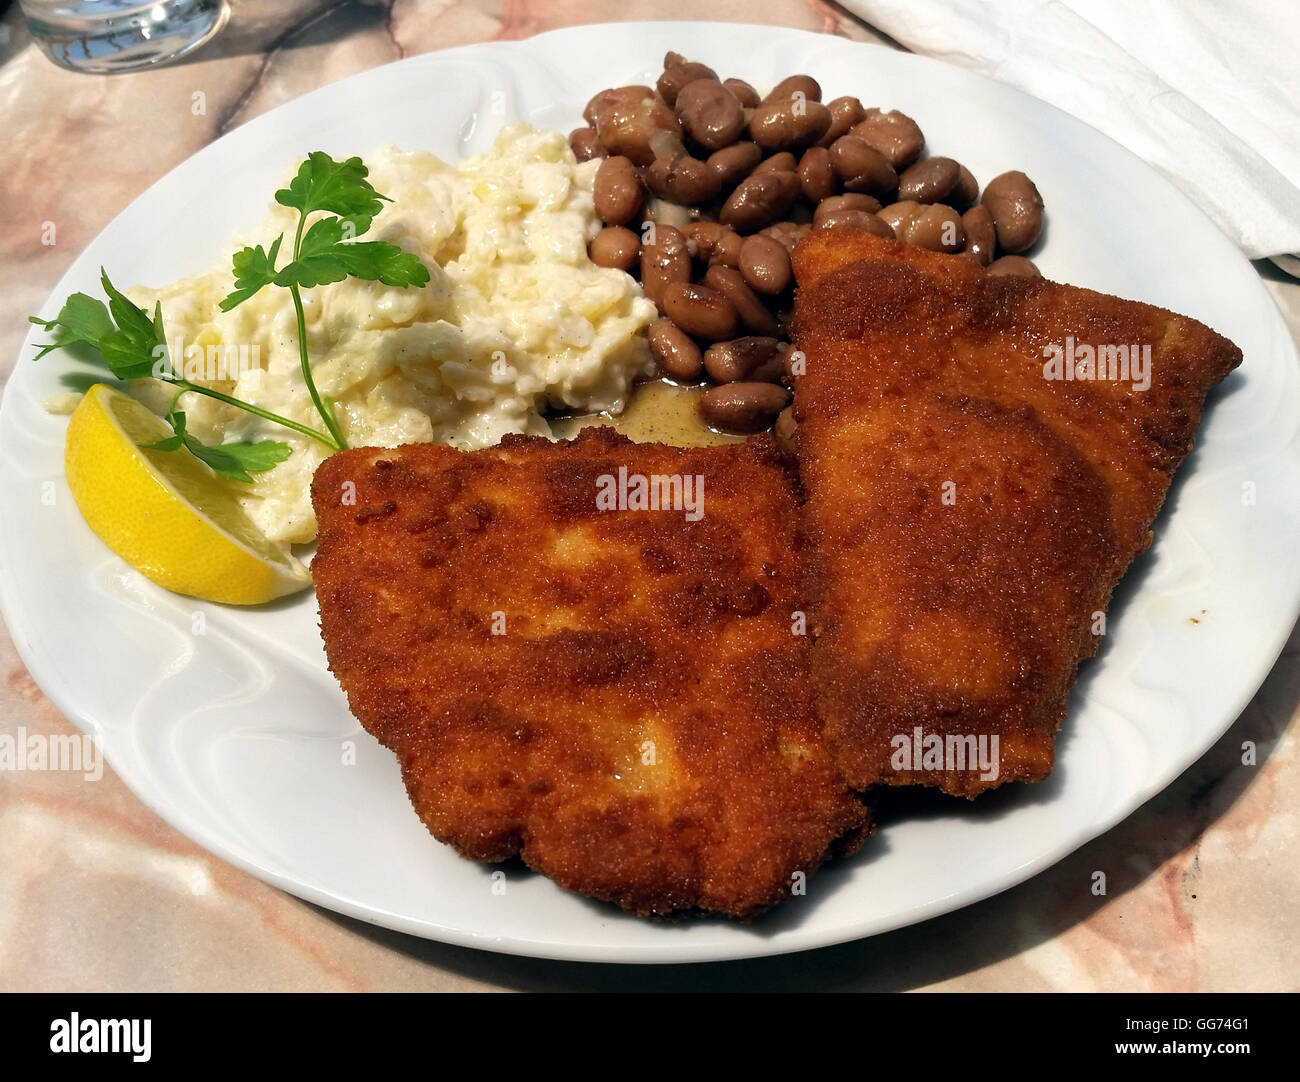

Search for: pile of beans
xmin=573 ymin=52 xmax=1046 ymax=438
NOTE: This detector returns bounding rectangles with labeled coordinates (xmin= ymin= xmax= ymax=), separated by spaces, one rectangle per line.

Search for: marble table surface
xmin=1 ymin=0 xmax=1296 ymax=992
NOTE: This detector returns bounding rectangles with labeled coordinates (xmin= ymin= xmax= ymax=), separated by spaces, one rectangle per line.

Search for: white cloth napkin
xmin=842 ymin=0 xmax=1300 ymax=266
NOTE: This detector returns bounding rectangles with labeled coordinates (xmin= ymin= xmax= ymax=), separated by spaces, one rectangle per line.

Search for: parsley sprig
xmin=31 ymin=271 xmax=302 ymax=480
xmin=218 ymin=152 xmax=430 ymax=449
xmin=32 ymin=152 xmax=430 ymax=481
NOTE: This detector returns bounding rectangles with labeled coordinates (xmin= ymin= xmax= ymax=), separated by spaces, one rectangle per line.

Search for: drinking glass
xmin=19 ymin=0 xmax=228 ymax=74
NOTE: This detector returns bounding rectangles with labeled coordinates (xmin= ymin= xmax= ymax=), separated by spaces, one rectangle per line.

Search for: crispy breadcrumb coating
xmin=312 ymin=428 xmax=868 ymax=918
xmin=791 ymin=230 xmax=1241 ymax=796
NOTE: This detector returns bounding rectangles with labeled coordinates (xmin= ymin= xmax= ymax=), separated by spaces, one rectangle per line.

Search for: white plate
xmin=3 ymin=22 xmax=1299 ymax=964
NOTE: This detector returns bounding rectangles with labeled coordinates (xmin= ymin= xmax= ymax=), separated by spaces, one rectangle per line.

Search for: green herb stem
xmin=173 ymin=380 xmax=342 ymax=450
xmin=288 ymin=283 xmax=348 ymax=450
xmin=290 ymin=215 xmax=348 ymax=450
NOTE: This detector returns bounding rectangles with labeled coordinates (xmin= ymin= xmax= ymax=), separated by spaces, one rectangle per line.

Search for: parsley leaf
xmin=188 ymin=439 xmax=292 ymax=483
xmin=274 ymin=152 xmax=388 ymax=230
xmin=29 ymin=272 xmax=165 ymax=380
xmin=145 ymin=407 xmax=291 ymax=484
xmin=274 ymin=215 xmax=430 ymax=290
xmin=97 ymin=271 xmax=169 ymax=380
xmin=219 ymin=235 xmax=283 ymax=312
xmin=29 ymin=293 xmax=115 ymax=361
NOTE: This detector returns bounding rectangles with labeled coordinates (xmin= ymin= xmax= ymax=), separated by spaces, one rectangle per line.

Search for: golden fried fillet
xmin=791 ymin=231 xmax=1241 ymax=797
xmin=311 ymin=427 xmax=868 ymax=919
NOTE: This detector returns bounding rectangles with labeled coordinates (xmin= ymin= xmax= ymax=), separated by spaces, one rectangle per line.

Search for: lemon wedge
xmin=64 ymin=384 xmax=312 ymax=605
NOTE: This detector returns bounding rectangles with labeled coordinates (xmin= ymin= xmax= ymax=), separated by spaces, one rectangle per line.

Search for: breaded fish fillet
xmin=791 ymin=231 xmax=1241 ymax=797
xmin=311 ymin=427 xmax=867 ymax=919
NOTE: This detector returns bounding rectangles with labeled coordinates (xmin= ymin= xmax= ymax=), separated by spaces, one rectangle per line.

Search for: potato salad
xmin=128 ymin=125 xmax=656 ymax=544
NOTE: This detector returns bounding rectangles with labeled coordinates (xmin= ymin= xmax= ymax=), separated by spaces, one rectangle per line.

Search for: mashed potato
xmin=128 ymin=126 xmax=656 ymax=543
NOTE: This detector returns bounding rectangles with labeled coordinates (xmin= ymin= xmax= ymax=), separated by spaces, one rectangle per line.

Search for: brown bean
xmin=879 ymin=200 xmax=922 ymax=237
xmin=570 ymin=127 xmax=605 ymax=162
xmin=910 ymin=204 xmax=965 ymax=252
xmin=662 ymin=282 xmax=739 ymax=341
xmin=738 ymin=234 xmax=793 ymax=295
xmin=675 ymin=79 xmax=745 ymax=151
xmin=814 ymin=209 xmax=894 ymax=237
xmin=594 ymin=92 xmax=681 ymax=165
xmin=981 ymin=170 xmax=1044 ymax=253
xmin=951 ymin=165 xmax=979 ymax=207
xmin=593 ymin=156 xmax=642 ymax=226
xmin=683 ymin=222 xmax=733 ymax=263
xmin=640 ymin=224 xmax=691 ymax=307
xmin=812 ymin=193 xmax=881 ymax=225
xmin=764 ymin=74 xmax=822 ymax=104
xmin=754 ymin=151 xmax=797 ymax=174
xmin=704 ymin=264 xmax=781 ymax=337
xmin=960 ymin=205 xmax=996 ymax=266
xmin=748 ymin=345 xmax=788 ymax=384
xmin=645 ymin=153 xmax=721 ymax=205
xmin=703 ymin=336 xmax=782 ymax=383
xmin=748 ymin=99 xmax=832 ymax=150
xmin=711 ymin=228 xmax=743 ymax=268
xmin=851 ymin=108 xmax=924 ymax=168
xmin=818 ymin=96 xmax=866 ymax=148
xmin=584 ymin=85 xmax=654 ymax=127
xmin=706 ymin=142 xmax=763 ymax=188
xmin=648 ymin=318 xmax=704 ymax=381
xmin=797 ymin=146 xmax=835 ymax=203
xmin=760 ymin=221 xmax=809 ymax=256
xmin=719 ymin=170 xmax=800 ymax=232
xmin=774 ymin=406 xmax=797 ymax=452
xmin=588 ymin=225 xmax=640 ymax=270
xmin=828 ymin=135 xmax=898 ymax=196
xmin=986 ymin=255 xmax=1041 ymax=278
xmin=898 ymin=156 xmax=960 ymax=203
xmin=722 ymin=78 xmax=760 ymax=108
xmin=699 ymin=382 xmax=790 ymax=434
xmin=881 ymin=201 xmax=964 ymax=252
xmin=656 ymin=60 xmax=718 ymax=108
